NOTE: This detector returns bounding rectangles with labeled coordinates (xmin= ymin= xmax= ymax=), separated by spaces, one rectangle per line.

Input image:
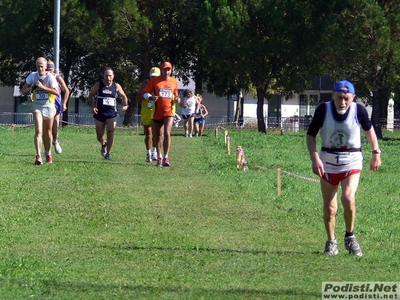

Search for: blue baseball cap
xmin=334 ymin=80 xmax=355 ymax=94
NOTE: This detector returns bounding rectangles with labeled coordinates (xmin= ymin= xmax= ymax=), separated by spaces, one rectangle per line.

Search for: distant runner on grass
xmin=136 ymin=67 xmax=160 ymax=163
xmin=88 ymin=67 xmax=129 ymax=160
xmin=143 ymin=61 xmax=180 ymax=167
xmin=20 ymin=57 xmax=59 ymax=165
xmin=47 ymin=60 xmax=70 ymax=155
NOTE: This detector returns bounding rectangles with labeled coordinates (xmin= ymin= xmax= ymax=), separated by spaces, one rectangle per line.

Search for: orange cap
xmin=162 ymin=61 xmax=172 ymax=69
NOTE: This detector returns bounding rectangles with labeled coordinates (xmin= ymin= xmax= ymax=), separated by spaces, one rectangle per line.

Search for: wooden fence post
xmin=226 ymin=135 xmax=230 ymax=154
xmin=277 ymin=165 xmax=282 ymax=196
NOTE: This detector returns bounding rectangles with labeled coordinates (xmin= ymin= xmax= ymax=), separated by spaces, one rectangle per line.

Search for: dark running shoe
xmin=35 ymin=155 xmax=43 ymax=165
xmin=101 ymin=141 xmax=107 ymax=157
xmin=162 ymin=158 xmax=171 ymax=167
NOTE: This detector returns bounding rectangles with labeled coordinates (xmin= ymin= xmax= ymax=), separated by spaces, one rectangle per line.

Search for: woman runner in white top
xmin=180 ymin=89 xmax=198 ymax=137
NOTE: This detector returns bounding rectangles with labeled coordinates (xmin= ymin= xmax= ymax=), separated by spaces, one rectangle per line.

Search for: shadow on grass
xmin=381 ymin=136 xmax=400 ymax=142
xmin=1 ymin=278 xmax=321 ymax=298
xmin=2 ymin=153 xmax=154 ymax=166
xmin=102 ymin=244 xmax=321 ymax=256
xmin=135 ymin=131 xmax=209 ymax=137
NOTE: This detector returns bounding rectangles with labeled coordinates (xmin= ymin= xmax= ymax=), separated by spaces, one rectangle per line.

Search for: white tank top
xmin=182 ymin=96 xmax=197 ymax=115
xmin=319 ymin=102 xmax=363 ymax=173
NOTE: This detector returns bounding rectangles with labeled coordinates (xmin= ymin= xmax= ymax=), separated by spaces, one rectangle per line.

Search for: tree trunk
xmin=234 ymin=93 xmax=241 ymax=128
xmin=379 ymin=87 xmax=390 ymax=121
xmin=256 ymin=87 xmax=266 ymax=133
xmin=123 ymin=92 xmax=137 ymax=127
xmin=371 ymin=89 xmax=382 ymax=140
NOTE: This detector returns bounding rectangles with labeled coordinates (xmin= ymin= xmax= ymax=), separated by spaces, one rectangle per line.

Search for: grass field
xmin=0 ymin=125 xmax=399 ymax=299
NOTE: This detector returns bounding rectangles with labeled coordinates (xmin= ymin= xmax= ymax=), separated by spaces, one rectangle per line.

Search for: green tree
xmin=0 ymin=0 xmax=104 ymax=96
xmin=60 ymin=0 xmax=202 ymax=125
xmin=319 ymin=0 xmax=400 ymax=139
xmin=0 ymin=1 xmax=53 ymax=85
xmin=2 ymin=0 xmax=400 ymax=135
xmin=197 ymin=0 xmax=335 ymax=132
xmin=104 ymin=0 xmax=202 ymax=124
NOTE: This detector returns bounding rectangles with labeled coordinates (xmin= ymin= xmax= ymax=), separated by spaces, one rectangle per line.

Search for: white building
xmin=1 ymin=76 xmax=340 ymax=128
xmin=178 ymin=75 xmax=336 ymax=129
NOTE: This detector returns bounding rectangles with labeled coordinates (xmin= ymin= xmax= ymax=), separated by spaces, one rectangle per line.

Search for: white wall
xmin=175 ymin=78 xmax=305 ymax=121
xmin=281 ymin=95 xmax=300 ymax=118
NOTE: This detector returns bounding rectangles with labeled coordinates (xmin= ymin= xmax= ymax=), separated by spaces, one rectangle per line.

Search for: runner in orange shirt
xmin=143 ymin=61 xmax=181 ymax=167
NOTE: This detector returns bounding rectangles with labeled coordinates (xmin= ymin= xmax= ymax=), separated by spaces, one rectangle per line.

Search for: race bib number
xmin=102 ymin=98 xmax=116 ymax=106
xmin=159 ymin=88 xmax=173 ymax=98
xmin=35 ymin=91 xmax=49 ymax=101
xmin=325 ymin=152 xmax=351 ymax=165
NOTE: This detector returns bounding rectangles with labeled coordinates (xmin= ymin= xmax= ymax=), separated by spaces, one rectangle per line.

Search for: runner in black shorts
xmin=88 ymin=67 xmax=129 ymax=160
